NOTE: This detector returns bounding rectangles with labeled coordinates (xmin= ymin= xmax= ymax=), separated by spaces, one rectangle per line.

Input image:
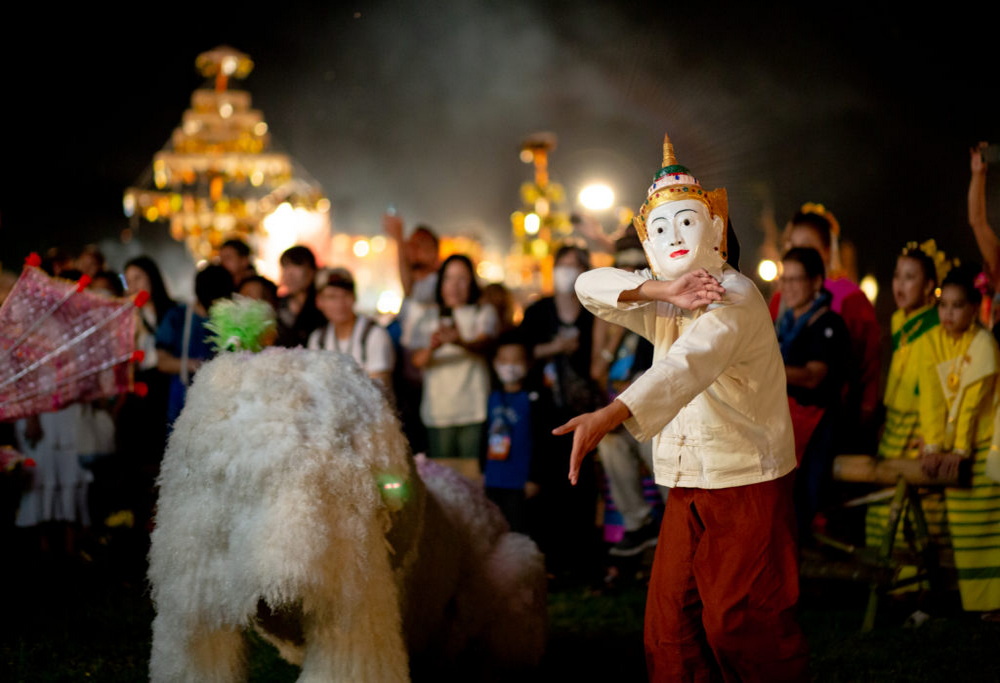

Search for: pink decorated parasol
xmin=0 ymin=255 xmax=145 ymax=421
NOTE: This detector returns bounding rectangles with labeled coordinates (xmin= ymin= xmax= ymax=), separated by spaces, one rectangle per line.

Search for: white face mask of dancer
xmin=643 ymin=199 xmax=725 ymax=281
xmin=552 ymin=266 xmax=582 ymax=294
xmin=494 ymin=363 xmax=527 ymax=384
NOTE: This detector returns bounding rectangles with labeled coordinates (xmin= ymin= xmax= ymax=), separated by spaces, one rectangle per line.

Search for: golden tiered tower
xmin=123 ymin=46 xmax=329 ymax=261
xmin=508 ymin=132 xmax=573 ymax=292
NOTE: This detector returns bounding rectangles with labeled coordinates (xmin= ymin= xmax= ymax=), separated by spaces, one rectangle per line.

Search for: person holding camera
xmin=404 ymin=254 xmax=498 ymax=478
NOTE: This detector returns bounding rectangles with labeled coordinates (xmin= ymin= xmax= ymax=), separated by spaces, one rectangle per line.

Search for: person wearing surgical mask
xmin=482 ymin=335 xmax=553 ymax=537
xmin=521 ymin=244 xmax=599 ymax=415
xmin=518 ymin=243 xmax=604 ymax=582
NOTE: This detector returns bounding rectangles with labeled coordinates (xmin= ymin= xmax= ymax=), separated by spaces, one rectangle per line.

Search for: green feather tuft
xmin=206 ymin=295 xmax=276 ymax=353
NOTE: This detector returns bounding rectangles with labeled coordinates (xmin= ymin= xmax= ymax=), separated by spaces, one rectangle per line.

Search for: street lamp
xmin=578 ymin=183 xmax=615 ymax=212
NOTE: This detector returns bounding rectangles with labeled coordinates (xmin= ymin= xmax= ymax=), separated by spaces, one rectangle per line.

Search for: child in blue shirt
xmin=484 ymin=335 xmax=549 ymax=535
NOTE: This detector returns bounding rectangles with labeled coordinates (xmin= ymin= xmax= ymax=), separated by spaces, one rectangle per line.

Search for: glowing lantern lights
xmin=509 ymin=132 xmax=574 ymax=292
xmin=123 ymin=45 xmax=330 ymax=264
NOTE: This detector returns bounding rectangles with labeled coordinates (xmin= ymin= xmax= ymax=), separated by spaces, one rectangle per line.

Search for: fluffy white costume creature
xmin=148 ymin=349 xmax=546 ymax=682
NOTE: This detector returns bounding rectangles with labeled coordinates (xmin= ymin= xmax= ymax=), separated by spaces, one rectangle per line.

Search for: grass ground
xmin=2 ymin=528 xmax=999 ymax=682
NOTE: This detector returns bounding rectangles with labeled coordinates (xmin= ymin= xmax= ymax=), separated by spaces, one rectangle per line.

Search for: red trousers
xmin=645 ymin=472 xmax=809 ymax=682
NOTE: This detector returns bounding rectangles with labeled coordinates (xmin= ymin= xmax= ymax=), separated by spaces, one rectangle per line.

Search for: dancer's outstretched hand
xmin=554 ymin=401 xmax=631 ymax=485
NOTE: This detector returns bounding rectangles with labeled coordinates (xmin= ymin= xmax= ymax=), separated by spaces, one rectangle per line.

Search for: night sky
xmin=4 ymin=1 xmax=999 ymax=316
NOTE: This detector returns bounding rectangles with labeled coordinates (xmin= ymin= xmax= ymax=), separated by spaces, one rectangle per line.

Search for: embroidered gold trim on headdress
xmin=633 ymin=133 xmax=729 ymax=258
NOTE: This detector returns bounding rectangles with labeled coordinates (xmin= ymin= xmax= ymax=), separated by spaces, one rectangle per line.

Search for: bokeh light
xmin=578 ymin=183 xmax=615 ymax=211
xmin=757 ymin=259 xmax=778 ymax=282
xmin=860 ymin=274 xmax=878 ymax=304
xmin=353 ymin=238 xmax=371 ymax=258
xmin=376 ymin=290 xmax=402 ymax=315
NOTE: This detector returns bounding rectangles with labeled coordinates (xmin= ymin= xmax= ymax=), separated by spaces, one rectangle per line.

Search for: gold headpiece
xmin=633 ymin=133 xmax=729 ymax=258
xmin=901 ymin=239 xmax=957 ymax=285
xmin=793 ymin=202 xmax=843 ymax=276
xmin=799 ymin=202 xmax=840 ymax=237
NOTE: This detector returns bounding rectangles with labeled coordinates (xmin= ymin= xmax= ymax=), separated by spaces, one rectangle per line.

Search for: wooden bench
xmin=800 ymin=455 xmax=956 ymax=631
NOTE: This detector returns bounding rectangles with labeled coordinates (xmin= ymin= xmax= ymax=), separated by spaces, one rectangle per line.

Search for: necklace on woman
xmin=947 ymin=353 xmax=969 ymax=391
xmin=945 ymin=330 xmax=974 ymax=392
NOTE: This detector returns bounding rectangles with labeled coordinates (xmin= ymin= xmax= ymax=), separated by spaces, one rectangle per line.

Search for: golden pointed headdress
xmin=799 ymin=202 xmax=840 ymax=237
xmin=633 ymin=133 xmax=729 ymax=258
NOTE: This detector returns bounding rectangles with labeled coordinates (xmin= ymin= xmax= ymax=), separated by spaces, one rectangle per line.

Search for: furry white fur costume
xmin=148 ymin=349 xmax=546 ymax=682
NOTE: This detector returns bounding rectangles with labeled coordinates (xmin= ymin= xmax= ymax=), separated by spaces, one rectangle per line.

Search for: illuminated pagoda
xmin=508 ymin=132 xmax=573 ymax=292
xmin=123 ymin=45 xmax=330 ymax=263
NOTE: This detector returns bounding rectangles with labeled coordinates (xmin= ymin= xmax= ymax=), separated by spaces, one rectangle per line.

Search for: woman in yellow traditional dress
xmin=917 ymin=264 xmax=1000 ymax=617
xmin=866 ymin=243 xmax=941 ymax=545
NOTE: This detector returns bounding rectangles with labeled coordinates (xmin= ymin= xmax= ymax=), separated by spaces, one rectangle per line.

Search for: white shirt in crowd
xmin=307 ymin=314 xmax=395 ymax=378
xmin=402 ymin=302 xmax=499 ymax=428
xmin=410 ymin=272 xmax=439 ymax=305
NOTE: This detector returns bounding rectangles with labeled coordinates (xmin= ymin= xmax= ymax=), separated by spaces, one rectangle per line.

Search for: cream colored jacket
xmin=576 ymin=265 xmax=796 ymax=489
